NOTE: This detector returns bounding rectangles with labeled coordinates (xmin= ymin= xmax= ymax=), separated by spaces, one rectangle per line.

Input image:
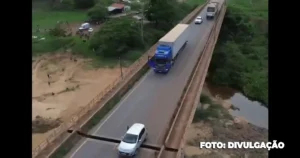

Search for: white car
xmin=118 ymin=123 xmax=148 ymax=156
xmin=194 ymin=16 xmax=203 ymax=24
xmin=79 ymin=23 xmax=90 ymax=30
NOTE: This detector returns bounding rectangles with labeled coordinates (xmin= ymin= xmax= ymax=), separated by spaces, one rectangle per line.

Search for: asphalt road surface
xmin=67 ymin=6 xmax=216 ymax=158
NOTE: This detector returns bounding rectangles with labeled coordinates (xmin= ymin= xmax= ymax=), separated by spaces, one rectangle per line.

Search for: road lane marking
xmin=70 ymin=71 xmax=152 ymax=158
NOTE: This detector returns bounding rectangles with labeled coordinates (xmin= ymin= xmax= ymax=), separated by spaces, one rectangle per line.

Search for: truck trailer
xmin=206 ymin=0 xmax=222 ymax=19
xmin=148 ymin=24 xmax=189 ymax=73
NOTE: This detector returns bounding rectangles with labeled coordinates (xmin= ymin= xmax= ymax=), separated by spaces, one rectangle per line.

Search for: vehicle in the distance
xmin=148 ymin=24 xmax=189 ymax=73
xmin=206 ymin=0 xmax=221 ymax=19
xmin=194 ymin=16 xmax=203 ymax=24
xmin=78 ymin=23 xmax=91 ymax=30
xmin=117 ymin=123 xmax=148 ymax=157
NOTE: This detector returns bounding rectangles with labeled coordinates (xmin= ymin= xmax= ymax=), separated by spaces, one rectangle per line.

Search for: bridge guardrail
xmin=156 ymin=3 xmax=222 ymax=158
xmin=175 ymin=3 xmax=227 ymax=158
xmin=32 ymin=1 xmax=209 ymax=157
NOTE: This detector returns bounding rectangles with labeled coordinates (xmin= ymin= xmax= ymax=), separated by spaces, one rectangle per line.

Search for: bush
xmin=89 ymin=17 xmax=142 ymax=57
xmin=49 ymin=25 xmax=67 ymax=37
xmin=87 ymin=5 xmax=108 ymax=22
xmin=193 ymin=103 xmax=221 ymax=122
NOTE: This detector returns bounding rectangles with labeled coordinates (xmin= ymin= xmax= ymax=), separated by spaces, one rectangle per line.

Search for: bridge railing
xmin=175 ymin=3 xmax=228 ymax=158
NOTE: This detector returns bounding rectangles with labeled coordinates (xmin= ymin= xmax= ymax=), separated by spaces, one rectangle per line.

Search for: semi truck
xmin=206 ymin=0 xmax=222 ymax=19
xmin=148 ymin=24 xmax=189 ymax=73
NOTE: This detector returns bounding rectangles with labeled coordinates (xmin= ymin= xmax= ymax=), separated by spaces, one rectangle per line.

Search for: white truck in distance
xmin=206 ymin=0 xmax=222 ymax=19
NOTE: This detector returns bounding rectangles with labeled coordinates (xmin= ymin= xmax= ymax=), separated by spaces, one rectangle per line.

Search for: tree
xmin=97 ymin=0 xmax=113 ymax=6
xmin=87 ymin=5 xmax=108 ymax=22
xmin=130 ymin=2 xmax=142 ymax=11
xmin=241 ymin=71 xmax=268 ymax=105
xmin=89 ymin=18 xmax=141 ymax=57
xmin=73 ymin=0 xmax=94 ymax=9
xmin=145 ymin=0 xmax=178 ymax=28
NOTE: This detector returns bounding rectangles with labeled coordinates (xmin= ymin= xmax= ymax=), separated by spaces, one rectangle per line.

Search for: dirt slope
xmin=32 ymin=53 xmax=126 ymax=149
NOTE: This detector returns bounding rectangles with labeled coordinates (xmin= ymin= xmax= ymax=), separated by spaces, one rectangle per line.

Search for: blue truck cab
xmin=149 ymin=45 xmax=173 ymax=73
xmin=148 ymin=24 xmax=189 ymax=74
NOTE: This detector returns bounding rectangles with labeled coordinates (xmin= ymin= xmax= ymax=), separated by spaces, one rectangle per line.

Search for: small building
xmin=108 ymin=3 xmax=125 ymax=14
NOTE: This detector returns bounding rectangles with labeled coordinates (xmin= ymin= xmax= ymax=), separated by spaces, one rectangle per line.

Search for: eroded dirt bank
xmin=32 ymin=53 xmax=126 ymax=149
xmin=184 ymin=83 xmax=268 ymax=158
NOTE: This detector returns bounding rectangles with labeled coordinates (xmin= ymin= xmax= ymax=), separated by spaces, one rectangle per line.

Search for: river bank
xmin=206 ymin=82 xmax=268 ymax=129
xmin=184 ymin=82 xmax=268 ymax=158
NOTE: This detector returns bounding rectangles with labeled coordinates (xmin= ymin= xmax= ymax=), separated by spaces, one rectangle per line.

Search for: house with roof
xmin=107 ymin=3 xmax=128 ymax=14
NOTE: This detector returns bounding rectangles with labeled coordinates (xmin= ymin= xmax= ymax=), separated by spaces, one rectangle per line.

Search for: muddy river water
xmin=206 ymin=83 xmax=268 ymax=129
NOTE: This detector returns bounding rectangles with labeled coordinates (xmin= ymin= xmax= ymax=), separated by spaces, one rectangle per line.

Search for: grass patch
xmin=32 ymin=36 xmax=74 ymax=55
xmin=49 ymin=65 xmax=150 ymax=158
xmin=32 ymin=11 xmax=87 ymax=30
xmin=193 ymin=103 xmax=221 ymax=122
xmin=32 ymin=1 xmax=88 ymax=56
xmin=123 ymin=50 xmax=145 ymax=62
xmin=32 ymin=8 xmax=148 ymax=68
xmin=121 ymin=49 xmax=146 ymax=67
xmin=70 ymin=37 xmax=93 ymax=56
xmin=193 ymin=94 xmax=232 ymax=122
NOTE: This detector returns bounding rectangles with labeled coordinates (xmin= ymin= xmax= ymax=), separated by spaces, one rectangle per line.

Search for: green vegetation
xmin=32 ymin=11 xmax=87 ymax=30
xmin=32 ymin=0 xmax=205 ymax=67
xmin=199 ymin=93 xmax=212 ymax=104
xmin=208 ymin=0 xmax=268 ymax=105
xmin=186 ymin=0 xmax=207 ymax=6
xmin=193 ymin=94 xmax=232 ymax=122
xmin=87 ymin=4 xmax=108 ymax=22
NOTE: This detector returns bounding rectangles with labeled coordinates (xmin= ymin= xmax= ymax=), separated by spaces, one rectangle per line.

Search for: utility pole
xmin=140 ymin=0 xmax=145 ymax=46
xmin=119 ymin=57 xmax=123 ymax=79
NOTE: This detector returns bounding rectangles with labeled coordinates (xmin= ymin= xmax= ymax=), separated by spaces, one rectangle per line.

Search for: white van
xmin=78 ymin=23 xmax=90 ymax=30
xmin=117 ymin=123 xmax=147 ymax=156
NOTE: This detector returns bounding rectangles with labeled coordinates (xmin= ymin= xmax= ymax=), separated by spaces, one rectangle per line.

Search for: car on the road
xmin=117 ymin=123 xmax=148 ymax=157
xmin=194 ymin=16 xmax=203 ymax=24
